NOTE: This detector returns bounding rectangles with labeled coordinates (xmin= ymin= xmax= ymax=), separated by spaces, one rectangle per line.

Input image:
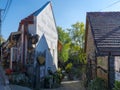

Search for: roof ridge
xmin=18 ymin=1 xmax=51 ymax=31
xmin=87 ymin=11 xmax=120 ymax=13
xmin=33 ymin=1 xmax=51 ymax=16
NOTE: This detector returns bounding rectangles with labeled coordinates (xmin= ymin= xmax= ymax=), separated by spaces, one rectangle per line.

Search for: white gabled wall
xmin=35 ymin=3 xmax=58 ymax=73
xmin=36 ymin=35 xmax=54 ymax=75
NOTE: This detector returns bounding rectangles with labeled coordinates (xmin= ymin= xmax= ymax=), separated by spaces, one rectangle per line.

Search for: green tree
xmin=58 ymin=27 xmax=71 ymax=44
xmin=57 ymin=22 xmax=86 ymax=65
xmin=68 ymin=22 xmax=86 ymax=64
xmin=57 ymin=27 xmax=71 ymax=63
xmin=0 ymin=36 xmax=5 ymax=45
xmin=59 ymin=43 xmax=70 ymax=62
xmin=69 ymin=22 xmax=85 ymax=47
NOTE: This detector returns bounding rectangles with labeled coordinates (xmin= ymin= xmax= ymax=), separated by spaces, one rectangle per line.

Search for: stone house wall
xmin=86 ymin=21 xmax=96 ymax=79
xmin=97 ymin=56 xmax=108 ymax=82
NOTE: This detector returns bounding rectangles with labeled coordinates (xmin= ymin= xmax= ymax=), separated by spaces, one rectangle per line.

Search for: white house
xmin=16 ymin=1 xmax=58 ymax=76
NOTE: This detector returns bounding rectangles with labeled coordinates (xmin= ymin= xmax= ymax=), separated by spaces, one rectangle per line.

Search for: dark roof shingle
xmin=87 ymin=12 xmax=120 ymax=55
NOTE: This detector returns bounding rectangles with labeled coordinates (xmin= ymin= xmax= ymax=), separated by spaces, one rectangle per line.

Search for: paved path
xmin=10 ymin=85 xmax=32 ymax=90
xmin=42 ymin=80 xmax=85 ymax=90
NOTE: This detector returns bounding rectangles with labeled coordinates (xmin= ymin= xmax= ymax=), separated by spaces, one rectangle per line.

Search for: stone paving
xmin=42 ymin=80 xmax=86 ymax=90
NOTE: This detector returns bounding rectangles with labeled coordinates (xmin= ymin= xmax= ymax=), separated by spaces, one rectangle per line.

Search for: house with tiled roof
xmin=85 ymin=12 xmax=120 ymax=89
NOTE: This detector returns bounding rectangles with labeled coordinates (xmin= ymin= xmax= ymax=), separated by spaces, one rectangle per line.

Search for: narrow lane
xmin=42 ymin=80 xmax=86 ymax=90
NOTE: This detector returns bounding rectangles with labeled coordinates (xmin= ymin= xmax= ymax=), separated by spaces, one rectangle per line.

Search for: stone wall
xmin=86 ymin=23 xmax=96 ymax=60
xmin=86 ymin=22 xmax=96 ymax=79
xmin=97 ymin=56 xmax=108 ymax=81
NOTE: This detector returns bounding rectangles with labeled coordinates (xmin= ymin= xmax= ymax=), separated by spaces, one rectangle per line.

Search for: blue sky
xmin=1 ymin=0 xmax=120 ymax=39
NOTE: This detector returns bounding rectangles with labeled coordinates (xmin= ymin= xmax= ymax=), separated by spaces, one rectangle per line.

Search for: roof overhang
xmin=4 ymin=31 xmax=22 ymax=48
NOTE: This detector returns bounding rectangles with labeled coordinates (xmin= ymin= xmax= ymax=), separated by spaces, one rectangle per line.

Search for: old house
xmin=2 ymin=1 xmax=58 ymax=80
xmin=18 ymin=1 xmax=58 ymax=74
xmin=85 ymin=12 xmax=120 ymax=89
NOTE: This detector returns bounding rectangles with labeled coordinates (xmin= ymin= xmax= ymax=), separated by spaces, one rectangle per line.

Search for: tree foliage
xmin=69 ymin=22 xmax=85 ymax=47
xmin=57 ymin=27 xmax=71 ymax=44
xmin=58 ymin=43 xmax=70 ymax=62
xmin=68 ymin=22 xmax=86 ymax=64
xmin=57 ymin=27 xmax=71 ymax=63
xmin=58 ymin=22 xmax=86 ymax=65
xmin=0 ymin=36 xmax=5 ymax=45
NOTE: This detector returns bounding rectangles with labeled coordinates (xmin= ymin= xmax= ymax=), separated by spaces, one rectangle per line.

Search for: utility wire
xmin=2 ymin=0 xmax=12 ymax=22
xmin=99 ymin=0 xmax=120 ymax=11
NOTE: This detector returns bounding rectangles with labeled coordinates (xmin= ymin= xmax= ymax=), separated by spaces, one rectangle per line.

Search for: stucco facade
xmin=35 ymin=3 xmax=58 ymax=72
xmin=24 ymin=1 xmax=58 ymax=75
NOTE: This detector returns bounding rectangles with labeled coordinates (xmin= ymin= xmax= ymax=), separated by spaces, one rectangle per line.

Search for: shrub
xmin=44 ymin=76 xmax=51 ymax=88
xmin=9 ymin=73 xmax=30 ymax=87
xmin=53 ymin=68 xmax=63 ymax=84
xmin=65 ymin=63 xmax=73 ymax=73
xmin=44 ymin=68 xmax=63 ymax=88
xmin=88 ymin=77 xmax=107 ymax=90
xmin=113 ymin=81 xmax=120 ymax=90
